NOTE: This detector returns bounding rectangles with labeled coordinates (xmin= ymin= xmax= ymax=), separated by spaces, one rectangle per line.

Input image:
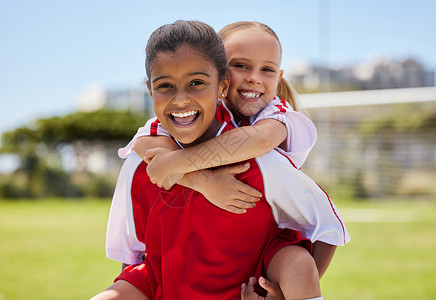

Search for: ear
xmin=146 ymin=80 xmax=153 ymax=96
xmin=278 ymin=69 xmax=284 ymax=81
xmin=219 ymin=72 xmax=230 ymax=99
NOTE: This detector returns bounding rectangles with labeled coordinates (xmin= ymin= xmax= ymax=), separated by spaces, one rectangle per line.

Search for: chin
xmin=172 ymin=131 xmax=200 ymax=145
xmin=240 ymin=107 xmax=259 ymax=118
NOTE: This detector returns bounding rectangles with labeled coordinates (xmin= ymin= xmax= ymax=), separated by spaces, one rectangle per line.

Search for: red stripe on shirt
xmin=314 ymin=183 xmax=347 ymax=245
xmin=273 ymin=148 xmax=298 ymax=170
xmin=274 ymin=99 xmax=287 ymax=113
xmin=273 ymin=148 xmax=347 ymax=245
xmin=274 ymin=104 xmax=287 ymax=113
xmin=150 ymin=119 xmax=160 ymax=136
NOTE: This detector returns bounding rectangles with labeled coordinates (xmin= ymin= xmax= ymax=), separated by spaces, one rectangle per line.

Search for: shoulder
xmin=250 ymin=97 xmax=293 ymax=124
xmin=144 ymin=117 xmax=161 ymax=135
xmin=266 ymin=97 xmax=294 ymax=113
xmin=256 ymin=148 xmax=299 ymax=171
xmin=216 ymin=100 xmax=238 ymax=127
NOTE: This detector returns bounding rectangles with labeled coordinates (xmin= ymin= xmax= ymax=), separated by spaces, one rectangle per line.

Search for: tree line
xmin=0 ymin=109 xmax=148 ymax=199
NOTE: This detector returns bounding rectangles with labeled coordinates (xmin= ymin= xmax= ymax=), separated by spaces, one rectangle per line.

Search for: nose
xmin=172 ymin=89 xmax=190 ymax=107
xmin=246 ymin=70 xmax=262 ymax=84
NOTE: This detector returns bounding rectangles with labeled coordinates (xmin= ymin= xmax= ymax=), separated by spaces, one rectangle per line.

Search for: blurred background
xmin=1 ymin=0 xmax=435 ymax=299
xmin=1 ymin=0 xmax=435 ymax=199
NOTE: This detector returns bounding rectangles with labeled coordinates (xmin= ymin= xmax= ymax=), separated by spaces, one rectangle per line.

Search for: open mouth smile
xmin=169 ymin=110 xmax=200 ymax=126
xmin=238 ymin=90 xmax=263 ymax=101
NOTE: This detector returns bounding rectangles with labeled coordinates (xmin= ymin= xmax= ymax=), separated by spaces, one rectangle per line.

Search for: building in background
xmin=287 ymin=57 xmax=435 ymax=93
xmin=77 ymin=83 xmax=154 ymax=115
xmin=70 ymin=84 xmax=154 ymax=175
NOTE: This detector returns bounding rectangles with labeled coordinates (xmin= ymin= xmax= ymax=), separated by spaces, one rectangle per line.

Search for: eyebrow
xmin=152 ymin=72 xmax=211 ymax=83
xmin=191 ymin=72 xmax=211 ymax=77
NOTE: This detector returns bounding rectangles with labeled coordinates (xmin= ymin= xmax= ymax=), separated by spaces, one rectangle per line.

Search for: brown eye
xmin=157 ymin=83 xmax=172 ymax=89
xmin=190 ymin=80 xmax=204 ymax=87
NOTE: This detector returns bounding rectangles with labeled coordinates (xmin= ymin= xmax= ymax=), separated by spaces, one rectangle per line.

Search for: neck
xmin=179 ymin=117 xmax=223 ymax=148
xmin=224 ymin=99 xmax=245 ymax=124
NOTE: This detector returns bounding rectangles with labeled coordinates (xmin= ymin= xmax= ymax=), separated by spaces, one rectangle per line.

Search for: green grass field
xmin=1 ymin=199 xmax=435 ymax=299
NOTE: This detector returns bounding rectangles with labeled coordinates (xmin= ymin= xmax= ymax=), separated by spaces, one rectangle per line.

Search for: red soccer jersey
xmin=128 ymin=159 xmax=281 ymax=299
xmin=117 ymin=122 xmax=310 ymax=299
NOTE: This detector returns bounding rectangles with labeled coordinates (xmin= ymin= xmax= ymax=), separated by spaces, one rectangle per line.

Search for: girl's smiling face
xmin=147 ymin=45 xmax=229 ymax=146
xmin=224 ymin=29 xmax=283 ymax=117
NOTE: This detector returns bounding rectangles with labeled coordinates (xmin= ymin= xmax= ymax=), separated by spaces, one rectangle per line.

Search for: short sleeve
xmin=256 ymin=149 xmax=350 ymax=246
xmin=250 ymin=97 xmax=317 ymax=169
xmin=118 ymin=118 xmax=171 ymax=159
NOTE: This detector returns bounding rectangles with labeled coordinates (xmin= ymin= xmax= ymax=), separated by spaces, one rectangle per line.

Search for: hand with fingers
xmin=144 ymin=148 xmax=184 ymax=190
xmin=241 ymin=277 xmax=285 ymax=300
xmin=198 ymin=163 xmax=262 ymax=214
xmin=145 ymin=147 xmax=262 ymax=213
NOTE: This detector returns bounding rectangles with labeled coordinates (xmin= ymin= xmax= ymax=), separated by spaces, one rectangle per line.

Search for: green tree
xmin=0 ymin=109 xmax=149 ymax=198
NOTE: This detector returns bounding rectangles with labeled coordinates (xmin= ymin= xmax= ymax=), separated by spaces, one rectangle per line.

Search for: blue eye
xmin=263 ymin=67 xmax=275 ymax=72
xmin=234 ymin=63 xmax=248 ymax=69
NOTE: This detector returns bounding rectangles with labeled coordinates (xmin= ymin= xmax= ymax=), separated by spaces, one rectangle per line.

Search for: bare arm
xmin=145 ymin=119 xmax=287 ymax=188
xmin=91 ymin=276 xmax=150 ymax=300
xmin=177 ymin=163 xmax=261 ymax=214
xmin=133 ymin=135 xmax=179 ymax=159
xmin=312 ymin=241 xmax=336 ymax=279
xmin=178 ymin=118 xmax=287 ymax=171
xmin=134 ymin=136 xmax=261 ymax=213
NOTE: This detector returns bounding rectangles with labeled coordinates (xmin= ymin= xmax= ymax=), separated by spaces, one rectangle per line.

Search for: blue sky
xmin=1 ymin=0 xmax=436 ymax=138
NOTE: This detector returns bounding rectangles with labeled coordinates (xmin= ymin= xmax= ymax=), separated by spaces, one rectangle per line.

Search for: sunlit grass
xmin=0 ymin=199 xmax=435 ymax=299
xmin=322 ymin=200 xmax=436 ymax=299
xmin=0 ymin=199 xmax=120 ymax=300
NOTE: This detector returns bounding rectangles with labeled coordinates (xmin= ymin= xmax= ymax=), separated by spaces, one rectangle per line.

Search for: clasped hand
xmin=144 ymin=148 xmax=262 ymax=214
xmin=144 ymin=147 xmax=183 ymax=190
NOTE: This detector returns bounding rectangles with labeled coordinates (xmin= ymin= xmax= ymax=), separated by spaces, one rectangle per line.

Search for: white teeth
xmin=241 ymin=92 xmax=261 ymax=98
xmin=171 ymin=111 xmax=197 ymax=118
